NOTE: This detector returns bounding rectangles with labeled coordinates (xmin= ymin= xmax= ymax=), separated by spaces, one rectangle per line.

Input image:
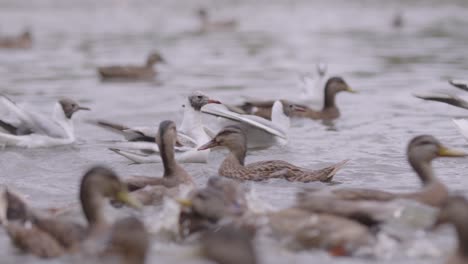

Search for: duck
xmin=239 ymin=76 xmax=356 ymax=120
xmin=2 ymin=166 xmax=142 ymax=258
xmin=196 ymin=8 xmax=238 ymax=33
xmin=197 ymin=125 xmax=348 ymax=182
xmin=100 ymin=217 xmax=150 ymax=264
xmin=296 ymin=135 xmax=466 ymax=217
xmin=177 ymin=177 xmax=248 ymax=237
xmin=432 ymin=196 xmax=468 ymax=264
xmin=414 ymin=79 xmax=468 ymax=110
xmin=0 ymin=30 xmax=32 ymax=49
xmin=123 ymin=120 xmax=195 ymax=206
xmin=0 ymin=95 xmax=90 ymax=148
xmin=267 ymin=207 xmax=375 ymax=256
xmin=94 ymin=92 xmax=221 ymax=164
xmin=200 ymin=224 xmax=257 ymax=264
xmin=97 ymin=52 xmax=165 ymax=80
xmin=202 ymin=100 xmax=305 ymax=149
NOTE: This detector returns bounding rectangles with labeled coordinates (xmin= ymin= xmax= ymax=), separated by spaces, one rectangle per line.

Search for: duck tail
xmin=290 ymin=159 xmax=349 ymax=183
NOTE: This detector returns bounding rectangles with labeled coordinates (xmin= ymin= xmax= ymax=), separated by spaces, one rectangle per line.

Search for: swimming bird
xmin=268 ymin=207 xmax=375 ymax=256
xmin=296 ymin=135 xmax=466 ymax=216
xmin=0 ymin=96 xmax=90 ymax=148
xmin=414 ymin=80 xmax=468 ymax=110
xmin=198 ymin=126 xmax=348 ymax=182
xmin=123 ymin=120 xmax=195 ymax=206
xmin=97 ymin=52 xmax=165 ymax=80
xmin=178 ymin=177 xmax=247 ymax=237
xmin=0 ymin=30 xmax=32 ymax=49
xmin=432 ymin=196 xmax=468 ymax=264
xmin=202 ymin=100 xmax=305 ymax=149
xmin=196 ymin=8 xmax=238 ymax=33
xmin=3 ymin=166 xmax=142 ymax=258
xmin=100 ymin=217 xmax=150 ymax=264
xmin=96 ymin=92 xmax=220 ymax=164
xmin=239 ymin=77 xmax=356 ymax=120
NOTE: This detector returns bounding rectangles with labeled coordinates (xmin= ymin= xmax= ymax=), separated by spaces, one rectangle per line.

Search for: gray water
xmin=1 ymin=0 xmax=468 ymax=263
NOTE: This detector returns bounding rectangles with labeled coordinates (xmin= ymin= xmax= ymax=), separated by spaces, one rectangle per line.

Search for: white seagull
xmin=93 ymin=92 xmax=220 ymax=164
xmin=0 ymin=95 xmax=90 ymax=148
xmin=201 ymin=100 xmax=305 ymax=149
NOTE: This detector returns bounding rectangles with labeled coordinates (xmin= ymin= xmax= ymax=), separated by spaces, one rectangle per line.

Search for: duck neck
xmin=323 ymin=88 xmax=337 ymax=110
xmin=159 ymin=136 xmax=178 ymax=177
xmin=80 ymin=185 xmax=106 ymax=229
xmin=408 ymin=157 xmax=436 ymax=185
xmin=227 ymin=142 xmax=247 ymax=166
xmin=455 ymin=219 xmax=468 ymax=258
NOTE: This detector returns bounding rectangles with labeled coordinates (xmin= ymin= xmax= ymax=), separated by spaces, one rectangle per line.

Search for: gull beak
xmin=346 ymin=87 xmax=358 ymax=94
xmin=207 ymin=99 xmax=222 ymax=104
xmin=198 ymin=139 xmax=219 ymax=151
xmin=78 ymin=106 xmax=91 ymax=111
xmin=176 ymin=198 xmax=193 ymax=207
xmin=116 ymin=190 xmax=143 ymax=210
xmin=292 ymin=105 xmax=306 ymax=112
xmin=438 ymin=146 xmax=467 ymax=157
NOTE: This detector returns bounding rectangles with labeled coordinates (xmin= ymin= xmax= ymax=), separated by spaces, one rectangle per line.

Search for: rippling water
xmin=1 ymin=0 xmax=468 ymax=263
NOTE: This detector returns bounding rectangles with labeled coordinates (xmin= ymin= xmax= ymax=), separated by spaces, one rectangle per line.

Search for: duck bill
xmin=175 ymin=198 xmax=193 ymax=207
xmin=116 ymin=191 xmax=143 ymax=210
xmin=207 ymin=99 xmax=222 ymax=104
xmin=438 ymin=146 xmax=467 ymax=157
xmin=346 ymin=87 xmax=358 ymax=93
xmin=198 ymin=139 xmax=218 ymax=151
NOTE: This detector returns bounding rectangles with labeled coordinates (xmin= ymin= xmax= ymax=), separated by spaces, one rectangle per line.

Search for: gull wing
xmin=201 ymin=104 xmax=286 ymax=139
xmin=449 ymin=79 xmax=468 ymax=92
xmin=413 ymin=93 xmax=468 ymax=110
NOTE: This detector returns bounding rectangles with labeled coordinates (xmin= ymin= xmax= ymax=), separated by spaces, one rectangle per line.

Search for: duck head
xmin=407 ymin=135 xmax=466 ymax=164
xmin=146 ymin=52 xmax=165 ymax=67
xmin=198 ymin=126 xmax=246 ymax=151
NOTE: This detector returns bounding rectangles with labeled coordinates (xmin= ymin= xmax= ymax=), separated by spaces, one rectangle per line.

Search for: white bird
xmin=93 ymin=92 xmax=221 ymax=164
xmin=453 ymin=119 xmax=468 ymax=141
xmin=201 ymin=100 xmax=305 ymax=149
xmin=298 ymin=62 xmax=328 ymax=104
xmin=0 ymin=96 xmax=90 ymax=148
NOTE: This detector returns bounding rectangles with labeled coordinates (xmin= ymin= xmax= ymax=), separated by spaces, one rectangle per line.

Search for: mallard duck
xmin=178 ymin=177 xmax=247 ymax=237
xmin=200 ymin=224 xmax=257 ymax=264
xmin=197 ymin=8 xmax=238 ymax=33
xmin=0 ymin=95 xmax=90 ymax=148
xmin=95 ymin=92 xmax=221 ymax=164
xmin=239 ymin=77 xmax=356 ymax=120
xmin=0 ymin=30 xmax=32 ymax=49
xmin=3 ymin=166 xmax=142 ymax=258
xmin=433 ymin=196 xmax=468 ymax=264
xmin=97 ymin=52 xmax=165 ymax=80
xmin=297 ymin=135 xmax=466 ymax=212
xmin=123 ymin=120 xmax=194 ymax=205
xmin=202 ymin=100 xmax=305 ymax=149
xmin=100 ymin=217 xmax=150 ymax=264
xmin=198 ymin=126 xmax=348 ymax=182
xmin=268 ymin=208 xmax=375 ymax=256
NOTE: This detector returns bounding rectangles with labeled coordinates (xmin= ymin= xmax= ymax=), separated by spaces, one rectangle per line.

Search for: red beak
xmin=207 ymin=99 xmax=221 ymax=104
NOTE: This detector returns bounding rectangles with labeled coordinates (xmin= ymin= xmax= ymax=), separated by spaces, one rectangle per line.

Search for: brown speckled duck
xmin=240 ymin=77 xmax=356 ymax=120
xmin=298 ymin=135 xmax=466 ymax=210
xmin=3 ymin=166 xmax=141 ymax=258
xmin=198 ymin=126 xmax=348 ymax=182
xmin=124 ymin=120 xmax=194 ymax=205
xmin=268 ymin=208 xmax=375 ymax=256
xmin=97 ymin=52 xmax=165 ymax=80
xmin=433 ymin=196 xmax=468 ymax=264
xmin=178 ymin=177 xmax=248 ymax=237
xmin=0 ymin=30 xmax=32 ymax=49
